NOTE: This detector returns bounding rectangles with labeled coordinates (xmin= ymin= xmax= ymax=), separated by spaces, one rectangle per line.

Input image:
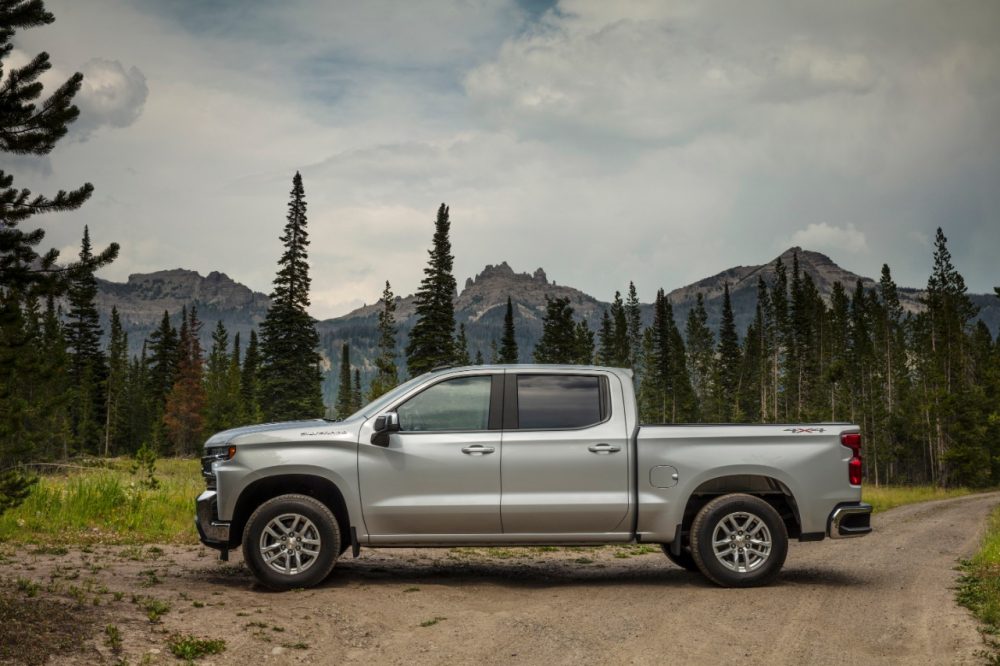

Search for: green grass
xmin=958 ymin=505 xmax=1000 ymax=663
xmin=863 ymin=485 xmax=975 ymax=514
xmin=0 ymin=458 xmax=202 ymax=545
xmin=166 ymin=634 xmax=226 ymax=660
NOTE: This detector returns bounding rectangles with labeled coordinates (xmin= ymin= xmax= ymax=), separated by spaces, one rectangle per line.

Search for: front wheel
xmin=242 ymin=494 xmax=341 ymax=590
xmin=690 ymin=493 xmax=788 ymax=587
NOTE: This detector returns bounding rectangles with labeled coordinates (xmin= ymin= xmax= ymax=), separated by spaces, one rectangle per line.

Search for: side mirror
xmin=370 ymin=412 xmax=399 ymax=447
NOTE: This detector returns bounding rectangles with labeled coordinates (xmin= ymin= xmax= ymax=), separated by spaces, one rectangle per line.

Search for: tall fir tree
xmin=406 ymin=204 xmax=457 ymax=374
xmin=163 ymin=306 xmax=206 ymax=456
xmin=258 ymin=172 xmax=324 ymax=420
xmin=240 ymin=330 xmax=262 ymax=424
xmin=608 ymin=290 xmax=630 ymax=366
xmin=534 ymin=296 xmax=579 ymax=363
xmin=684 ymin=292 xmax=715 ymax=409
xmin=573 ymin=319 xmax=595 ymax=364
xmin=597 ymin=310 xmax=615 ymax=365
xmin=65 ymin=227 xmax=107 ymax=454
xmin=103 ymin=306 xmax=128 ymax=456
xmin=352 ymin=369 xmax=363 ymax=413
xmin=625 ymin=281 xmax=643 ymax=372
xmin=497 ymin=296 xmax=519 ymax=363
xmin=714 ymin=283 xmax=741 ymax=422
xmin=368 ymin=281 xmax=399 ymax=400
xmin=204 ymin=321 xmax=240 ymax=434
xmin=335 ymin=343 xmax=354 ymax=419
xmin=455 ymin=323 xmax=471 ymax=365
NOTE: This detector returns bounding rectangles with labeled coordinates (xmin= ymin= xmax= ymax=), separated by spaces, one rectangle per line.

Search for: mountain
xmin=92 ymin=269 xmax=271 ymax=356
xmin=90 ymin=252 xmax=999 ymax=405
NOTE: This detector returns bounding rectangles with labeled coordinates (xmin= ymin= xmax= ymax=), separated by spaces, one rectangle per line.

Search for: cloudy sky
xmin=9 ymin=0 xmax=999 ymax=318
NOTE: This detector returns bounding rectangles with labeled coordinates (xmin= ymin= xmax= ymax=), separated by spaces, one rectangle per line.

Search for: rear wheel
xmin=690 ymin=493 xmax=788 ymax=587
xmin=661 ymin=543 xmax=698 ymax=572
xmin=242 ymin=494 xmax=341 ymax=590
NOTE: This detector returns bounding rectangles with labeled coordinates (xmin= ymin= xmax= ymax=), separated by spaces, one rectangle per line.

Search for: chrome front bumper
xmin=195 ymin=490 xmax=231 ymax=548
xmin=828 ymin=502 xmax=873 ymax=539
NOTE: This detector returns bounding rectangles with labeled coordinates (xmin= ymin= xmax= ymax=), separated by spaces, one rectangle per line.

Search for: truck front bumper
xmin=827 ymin=502 xmax=873 ymax=538
xmin=195 ymin=490 xmax=231 ymax=552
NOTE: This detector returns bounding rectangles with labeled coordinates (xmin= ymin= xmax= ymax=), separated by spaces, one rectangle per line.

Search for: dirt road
xmin=6 ymin=492 xmax=996 ymax=665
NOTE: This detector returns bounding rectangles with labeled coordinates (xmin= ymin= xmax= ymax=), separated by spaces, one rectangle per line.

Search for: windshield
xmin=348 ymin=373 xmax=430 ymax=420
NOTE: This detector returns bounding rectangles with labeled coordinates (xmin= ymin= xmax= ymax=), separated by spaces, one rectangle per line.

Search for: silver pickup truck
xmin=196 ymin=364 xmax=871 ymax=589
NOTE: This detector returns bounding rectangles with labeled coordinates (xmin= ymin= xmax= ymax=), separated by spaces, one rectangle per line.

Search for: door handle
xmin=461 ymin=444 xmax=495 ymax=455
xmin=588 ymin=443 xmax=621 ymax=454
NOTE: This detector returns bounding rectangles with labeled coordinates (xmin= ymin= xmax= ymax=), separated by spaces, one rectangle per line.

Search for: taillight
xmin=841 ymin=432 xmax=862 ymax=486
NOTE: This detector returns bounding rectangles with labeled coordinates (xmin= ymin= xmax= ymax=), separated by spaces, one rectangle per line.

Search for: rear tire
xmin=690 ymin=493 xmax=788 ymax=587
xmin=242 ymin=493 xmax=341 ymax=590
xmin=661 ymin=543 xmax=699 ymax=572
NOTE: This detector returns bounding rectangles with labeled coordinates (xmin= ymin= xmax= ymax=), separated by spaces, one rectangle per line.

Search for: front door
xmin=359 ymin=374 xmax=502 ymax=537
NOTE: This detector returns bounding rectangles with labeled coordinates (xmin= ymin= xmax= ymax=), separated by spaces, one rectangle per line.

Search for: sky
xmin=7 ymin=0 xmax=999 ymax=318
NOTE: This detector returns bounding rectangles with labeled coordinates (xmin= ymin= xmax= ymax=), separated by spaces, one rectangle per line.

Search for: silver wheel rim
xmin=259 ymin=513 xmax=321 ymax=575
xmin=711 ymin=511 xmax=772 ymax=573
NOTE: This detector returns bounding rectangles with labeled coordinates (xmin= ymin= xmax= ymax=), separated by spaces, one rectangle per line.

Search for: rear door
xmin=500 ymin=371 xmax=631 ymax=534
xmin=358 ymin=374 xmax=503 ymax=536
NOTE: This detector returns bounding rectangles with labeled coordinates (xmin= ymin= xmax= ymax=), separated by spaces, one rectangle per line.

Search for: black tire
xmin=661 ymin=543 xmax=699 ymax=572
xmin=242 ymin=493 xmax=341 ymax=591
xmin=690 ymin=493 xmax=788 ymax=588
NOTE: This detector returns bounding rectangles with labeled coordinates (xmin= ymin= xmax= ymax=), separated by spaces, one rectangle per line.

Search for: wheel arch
xmin=678 ymin=472 xmax=802 ymax=541
xmin=230 ymin=473 xmax=351 ymax=549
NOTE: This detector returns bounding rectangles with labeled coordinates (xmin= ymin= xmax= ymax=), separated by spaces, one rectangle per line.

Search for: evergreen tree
xmin=534 ymin=296 xmax=579 ymax=363
xmin=497 ymin=296 xmax=519 ymax=363
xmin=65 ymin=227 xmax=107 ymax=454
xmin=368 ymin=281 xmax=398 ymax=400
xmin=455 ymin=323 xmax=471 ymax=365
xmin=259 ymin=172 xmax=324 ymax=420
xmin=121 ymin=343 xmax=151 ymax=454
xmin=474 ymin=349 xmax=484 ymax=365
xmin=163 ymin=306 xmax=206 ymax=456
xmin=406 ymin=204 xmax=457 ymax=374
xmin=204 ymin=320 xmax=240 ymax=434
xmin=608 ymin=290 xmax=630 ymax=366
xmin=335 ymin=343 xmax=353 ymax=419
xmin=240 ymin=330 xmax=262 ymax=423
xmin=573 ymin=319 xmax=595 ymax=364
xmin=352 ymin=369 xmax=363 ymax=413
xmin=38 ymin=295 xmax=71 ymax=458
xmin=103 ymin=306 xmax=128 ymax=456
xmin=714 ymin=283 xmax=741 ymax=422
xmin=684 ymin=293 xmax=715 ymax=408
xmin=625 ymin=281 xmax=643 ymax=372
xmin=146 ymin=310 xmax=178 ymax=414
xmin=597 ymin=310 xmax=615 ymax=365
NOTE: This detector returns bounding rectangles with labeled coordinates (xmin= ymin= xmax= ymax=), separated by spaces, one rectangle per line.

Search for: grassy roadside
xmin=0 ymin=458 xmax=201 ymax=546
xmin=958 ymin=505 xmax=1000 ymax=663
xmin=863 ymin=485 xmax=975 ymax=513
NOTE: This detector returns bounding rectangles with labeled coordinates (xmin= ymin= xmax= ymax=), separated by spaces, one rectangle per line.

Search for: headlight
xmin=201 ymin=446 xmax=236 ymax=488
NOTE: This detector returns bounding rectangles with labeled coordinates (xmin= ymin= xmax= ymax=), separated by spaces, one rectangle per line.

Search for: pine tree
xmin=335 ymin=343 xmax=353 ymax=419
xmin=163 ymin=306 xmax=206 ymax=456
xmin=573 ymin=319 xmax=595 ymax=364
xmin=684 ymin=293 xmax=715 ymax=408
xmin=497 ymin=296 xmax=519 ymax=363
xmin=368 ymin=281 xmax=399 ymax=400
xmin=121 ymin=343 xmax=151 ymax=454
xmin=474 ymin=349 xmax=484 ymax=365
xmin=103 ymin=307 xmax=128 ymax=456
xmin=204 ymin=320 xmax=240 ymax=435
xmin=259 ymin=172 xmax=324 ymax=420
xmin=406 ymin=204 xmax=457 ymax=374
xmin=597 ymin=310 xmax=615 ymax=365
xmin=625 ymin=282 xmax=643 ymax=372
xmin=455 ymin=323 xmax=471 ymax=365
xmin=609 ymin=290 xmax=630 ymax=366
xmin=146 ymin=311 xmax=178 ymax=415
xmin=352 ymin=369 xmax=363 ymax=413
xmin=714 ymin=283 xmax=741 ymax=422
xmin=65 ymin=227 xmax=107 ymax=454
xmin=240 ymin=330 xmax=262 ymax=424
xmin=534 ymin=296 xmax=579 ymax=363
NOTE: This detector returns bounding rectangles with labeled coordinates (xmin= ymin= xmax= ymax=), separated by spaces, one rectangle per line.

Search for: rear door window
xmin=515 ymin=375 xmax=605 ymax=430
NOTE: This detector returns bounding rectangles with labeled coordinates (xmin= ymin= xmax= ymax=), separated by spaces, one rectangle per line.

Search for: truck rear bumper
xmin=827 ymin=502 xmax=873 ymax=538
xmin=195 ymin=490 xmax=231 ymax=552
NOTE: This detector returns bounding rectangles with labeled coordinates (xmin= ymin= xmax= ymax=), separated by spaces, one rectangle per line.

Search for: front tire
xmin=690 ymin=493 xmax=788 ymax=587
xmin=242 ymin=494 xmax=341 ymax=590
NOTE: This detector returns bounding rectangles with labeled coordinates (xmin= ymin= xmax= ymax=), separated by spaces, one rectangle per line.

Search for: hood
xmin=203 ymin=417 xmax=365 ymax=449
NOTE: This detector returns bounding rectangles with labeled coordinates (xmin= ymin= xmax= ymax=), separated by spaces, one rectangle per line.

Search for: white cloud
xmin=73 ymin=58 xmax=148 ymax=137
xmin=790 ymin=223 xmax=868 ymax=255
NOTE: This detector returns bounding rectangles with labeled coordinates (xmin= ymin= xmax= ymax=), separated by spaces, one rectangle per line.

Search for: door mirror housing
xmin=370 ymin=412 xmax=399 ymax=447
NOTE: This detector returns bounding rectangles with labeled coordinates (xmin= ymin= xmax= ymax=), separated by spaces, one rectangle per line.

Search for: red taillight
xmin=841 ymin=432 xmax=862 ymax=486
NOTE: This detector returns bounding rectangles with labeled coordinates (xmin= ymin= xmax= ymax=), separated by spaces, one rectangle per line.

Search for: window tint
xmin=397 ymin=376 xmax=492 ymax=432
xmin=516 ymin=375 xmax=603 ymax=429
